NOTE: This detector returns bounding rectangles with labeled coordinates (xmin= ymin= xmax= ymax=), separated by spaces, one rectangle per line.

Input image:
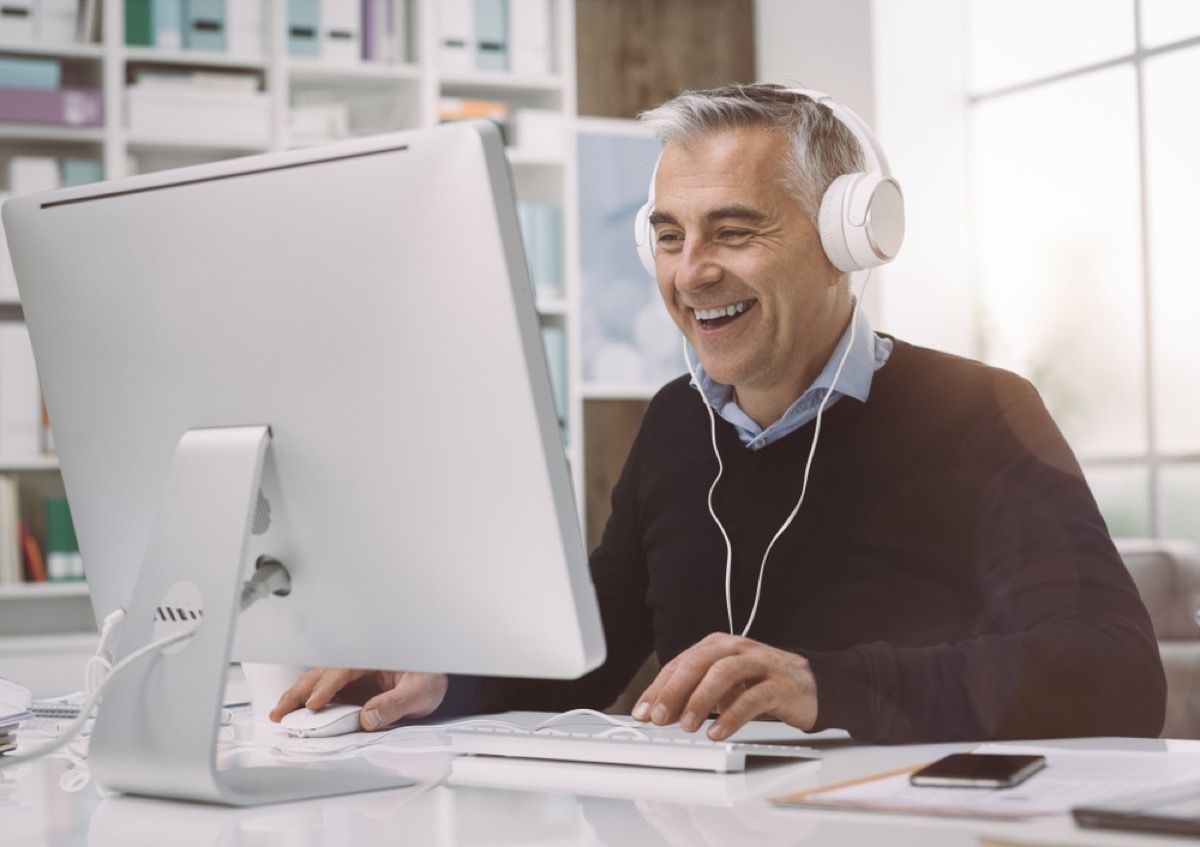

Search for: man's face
xmin=650 ymin=128 xmax=846 ymax=414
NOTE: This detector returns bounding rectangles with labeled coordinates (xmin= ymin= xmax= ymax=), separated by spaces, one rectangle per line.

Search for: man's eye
xmin=655 ymin=231 xmax=683 ymax=248
xmin=719 ymin=228 xmax=752 ymax=242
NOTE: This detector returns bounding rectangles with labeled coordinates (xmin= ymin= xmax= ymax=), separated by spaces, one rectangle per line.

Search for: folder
xmin=185 ymin=0 xmax=226 ymax=52
xmin=320 ymin=0 xmax=361 ymax=64
xmin=287 ymin=0 xmax=320 ymax=58
xmin=507 ymin=0 xmax=549 ymax=75
xmin=437 ymin=0 xmax=474 ymax=73
xmin=474 ymin=0 xmax=507 ymax=72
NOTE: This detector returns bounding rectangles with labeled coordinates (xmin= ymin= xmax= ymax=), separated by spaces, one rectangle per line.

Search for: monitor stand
xmin=87 ymin=426 xmax=416 ymax=805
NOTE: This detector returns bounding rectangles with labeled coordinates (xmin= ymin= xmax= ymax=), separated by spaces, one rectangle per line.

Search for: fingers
xmin=359 ymin=672 xmax=450 ymax=731
xmin=267 ymin=667 xmax=363 ymax=722
xmin=631 ymin=634 xmax=818 ymax=739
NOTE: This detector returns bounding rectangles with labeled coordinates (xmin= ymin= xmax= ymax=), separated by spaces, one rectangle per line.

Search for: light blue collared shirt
xmin=691 ymin=303 xmax=893 ymax=450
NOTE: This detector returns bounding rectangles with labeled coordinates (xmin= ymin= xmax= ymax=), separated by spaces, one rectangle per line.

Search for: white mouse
xmin=280 ymin=703 xmax=364 ymax=738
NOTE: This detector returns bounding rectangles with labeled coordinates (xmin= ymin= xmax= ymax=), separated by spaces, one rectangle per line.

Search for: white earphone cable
xmin=685 ymin=271 xmax=872 ymax=637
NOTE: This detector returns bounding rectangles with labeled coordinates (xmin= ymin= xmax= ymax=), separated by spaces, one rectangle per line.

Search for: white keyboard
xmin=447 ymin=724 xmax=823 ymax=773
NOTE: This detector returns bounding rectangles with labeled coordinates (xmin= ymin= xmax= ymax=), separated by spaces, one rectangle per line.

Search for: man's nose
xmin=671 ymin=240 xmax=722 ymax=292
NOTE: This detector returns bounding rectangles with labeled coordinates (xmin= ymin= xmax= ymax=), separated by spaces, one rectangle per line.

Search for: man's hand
xmin=631 ymin=633 xmax=818 ymax=740
xmin=268 ymin=668 xmax=448 ymax=731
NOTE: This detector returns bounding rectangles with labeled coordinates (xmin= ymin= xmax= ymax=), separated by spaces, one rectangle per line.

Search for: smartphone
xmin=909 ymin=753 xmax=1046 ymax=788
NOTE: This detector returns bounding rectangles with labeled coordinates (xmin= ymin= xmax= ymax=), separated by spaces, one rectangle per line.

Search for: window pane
xmin=971 ymin=68 xmax=1145 ymax=456
xmin=1160 ymin=464 xmax=1200 ymax=548
xmin=1141 ymin=0 xmax=1200 ymax=48
xmin=1144 ymin=47 xmax=1200 ymax=454
xmin=968 ymin=0 xmax=1133 ymax=92
xmin=1085 ymin=465 xmax=1150 ymax=538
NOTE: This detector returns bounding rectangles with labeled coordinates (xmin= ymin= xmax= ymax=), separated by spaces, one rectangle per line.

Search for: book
xmin=20 ymin=521 xmax=45 ymax=582
xmin=35 ymin=0 xmax=79 ymax=44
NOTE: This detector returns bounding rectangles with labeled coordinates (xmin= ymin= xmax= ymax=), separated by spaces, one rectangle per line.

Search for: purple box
xmin=0 ymin=86 xmax=104 ymax=127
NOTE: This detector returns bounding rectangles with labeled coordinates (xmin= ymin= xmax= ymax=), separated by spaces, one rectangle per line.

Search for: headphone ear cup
xmin=818 ymin=172 xmax=905 ymax=273
xmin=818 ymin=173 xmax=861 ymax=272
xmin=634 ymin=201 xmax=656 ymax=278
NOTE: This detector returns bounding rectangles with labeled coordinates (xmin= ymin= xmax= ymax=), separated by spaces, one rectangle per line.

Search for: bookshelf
xmin=0 ymin=0 xmax=580 ymax=665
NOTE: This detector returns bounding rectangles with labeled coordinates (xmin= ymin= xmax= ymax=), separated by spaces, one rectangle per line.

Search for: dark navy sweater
xmin=475 ymin=339 xmax=1165 ymax=743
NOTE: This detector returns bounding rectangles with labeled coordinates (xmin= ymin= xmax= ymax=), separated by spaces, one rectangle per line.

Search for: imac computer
xmin=2 ymin=120 xmax=604 ymax=805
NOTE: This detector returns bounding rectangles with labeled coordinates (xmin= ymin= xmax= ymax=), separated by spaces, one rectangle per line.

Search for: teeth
xmin=694 ymin=300 xmax=751 ymax=321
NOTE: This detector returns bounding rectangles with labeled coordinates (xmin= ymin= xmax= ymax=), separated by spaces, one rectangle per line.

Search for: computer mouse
xmin=280 ymin=703 xmax=364 ymax=738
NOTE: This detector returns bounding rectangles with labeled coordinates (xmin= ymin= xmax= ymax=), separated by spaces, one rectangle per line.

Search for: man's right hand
xmin=268 ymin=668 xmax=448 ymax=731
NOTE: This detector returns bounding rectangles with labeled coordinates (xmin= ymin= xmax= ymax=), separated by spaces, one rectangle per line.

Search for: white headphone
xmin=633 ymin=88 xmax=905 ymax=275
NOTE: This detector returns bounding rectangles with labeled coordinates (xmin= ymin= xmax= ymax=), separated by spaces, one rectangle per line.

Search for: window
xmin=967 ymin=0 xmax=1200 ymax=543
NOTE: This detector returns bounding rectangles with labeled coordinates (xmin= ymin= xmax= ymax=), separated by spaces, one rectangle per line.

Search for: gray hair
xmin=637 ymin=83 xmax=865 ymax=225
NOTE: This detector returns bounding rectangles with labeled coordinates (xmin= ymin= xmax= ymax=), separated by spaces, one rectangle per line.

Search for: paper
xmin=772 ymin=743 xmax=1200 ymax=820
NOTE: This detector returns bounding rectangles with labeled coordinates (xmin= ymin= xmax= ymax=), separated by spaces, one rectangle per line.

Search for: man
xmin=273 ymin=84 xmax=1165 ymax=743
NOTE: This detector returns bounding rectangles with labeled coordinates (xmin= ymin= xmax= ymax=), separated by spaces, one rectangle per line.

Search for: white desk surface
xmin=4 ymin=712 xmax=1197 ymax=847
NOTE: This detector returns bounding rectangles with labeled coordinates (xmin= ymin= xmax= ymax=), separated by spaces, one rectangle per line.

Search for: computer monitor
xmin=2 ymin=120 xmax=604 ymax=805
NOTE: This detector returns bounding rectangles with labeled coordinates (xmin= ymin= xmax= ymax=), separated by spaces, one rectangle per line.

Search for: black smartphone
xmin=909 ymin=753 xmax=1046 ymax=788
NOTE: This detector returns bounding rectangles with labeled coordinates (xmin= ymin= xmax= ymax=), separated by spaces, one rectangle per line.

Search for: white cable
xmin=687 ymin=271 xmax=873 ymax=637
xmin=682 ymin=338 xmax=737 ymax=632
xmin=0 ymin=624 xmax=197 ymax=770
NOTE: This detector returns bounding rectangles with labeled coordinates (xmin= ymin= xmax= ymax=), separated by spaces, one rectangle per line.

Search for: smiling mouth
xmin=693 ymin=299 xmax=756 ymax=329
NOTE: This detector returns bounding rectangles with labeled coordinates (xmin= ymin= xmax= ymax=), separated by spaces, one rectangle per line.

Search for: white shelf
xmin=0 ymin=580 xmax=87 ymax=601
xmin=0 ymin=455 xmax=60 ymax=472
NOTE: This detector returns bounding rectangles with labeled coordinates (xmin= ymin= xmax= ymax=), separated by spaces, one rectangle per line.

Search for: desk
xmin=3 ymin=716 xmax=1197 ymax=847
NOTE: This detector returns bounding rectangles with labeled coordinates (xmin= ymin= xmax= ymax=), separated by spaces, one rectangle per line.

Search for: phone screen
xmin=909 ymin=753 xmax=1046 ymax=788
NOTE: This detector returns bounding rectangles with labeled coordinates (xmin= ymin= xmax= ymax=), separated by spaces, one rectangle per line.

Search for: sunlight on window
xmin=1140 ymin=0 xmax=1200 ymax=48
xmin=1085 ymin=467 xmax=1150 ymax=538
xmin=1144 ymin=46 xmax=1200 ymax=455
xmin=1161 ymin=466 xmax=1200 ymax=547
xmin=968 ymin=0 xmax=1133 ymax=92
xmin=970 ymin=67 xmax=1144 ymax=456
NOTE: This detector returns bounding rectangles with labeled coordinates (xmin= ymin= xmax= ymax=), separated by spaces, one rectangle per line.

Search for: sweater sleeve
xmin=804 ymin=386 xmax=1166 ymax=743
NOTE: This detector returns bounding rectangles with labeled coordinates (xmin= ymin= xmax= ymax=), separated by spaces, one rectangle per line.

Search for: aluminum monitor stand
xmin=87 ymin=426 xmax=414 ymax=805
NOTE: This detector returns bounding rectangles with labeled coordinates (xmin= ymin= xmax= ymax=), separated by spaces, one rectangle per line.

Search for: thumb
xmin=359 ymin=673 xmax=448 ymax=731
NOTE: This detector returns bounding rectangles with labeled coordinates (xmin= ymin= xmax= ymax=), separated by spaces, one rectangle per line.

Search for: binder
xmin=0 ymin=192 xmax=16 ymax=302
xmin=0 ymin=323 xmax=44 ymax=459
xmin=36 ymin=0 xmax=79 ymax=44
xmin=153 ymin=0 xmax=185 ymax=50
xmin=185 ymin=0 xmax=226 ymax=51
xmin=474 ymin=0 xmax=507 ymax=72
xmin=508 ymin=0 xmax=550 ymax=75
xmin=0 ymin=56 xmax=61 ymax=89
xmin=437 ymin=0 xmax=474 ymax=73
xmin=0 ymin=0 xmax=33 ymax=42
xmin=320 ymin=0 xmax=361 ymax=64
xmin=226 ymin=0 xmax=263 ymax=57
xmin=124 ymin=0 xmax=154 ymax=46
xmin=287 ymin=0 xmax=320 ymax=57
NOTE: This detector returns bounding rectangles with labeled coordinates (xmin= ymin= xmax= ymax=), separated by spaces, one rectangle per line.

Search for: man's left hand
xmin=631 ymin=633 xmax=819 ymax=740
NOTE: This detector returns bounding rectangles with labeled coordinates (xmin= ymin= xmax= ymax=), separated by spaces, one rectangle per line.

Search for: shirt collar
xmin=690 ymin=301 xmax=890 ymax=445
